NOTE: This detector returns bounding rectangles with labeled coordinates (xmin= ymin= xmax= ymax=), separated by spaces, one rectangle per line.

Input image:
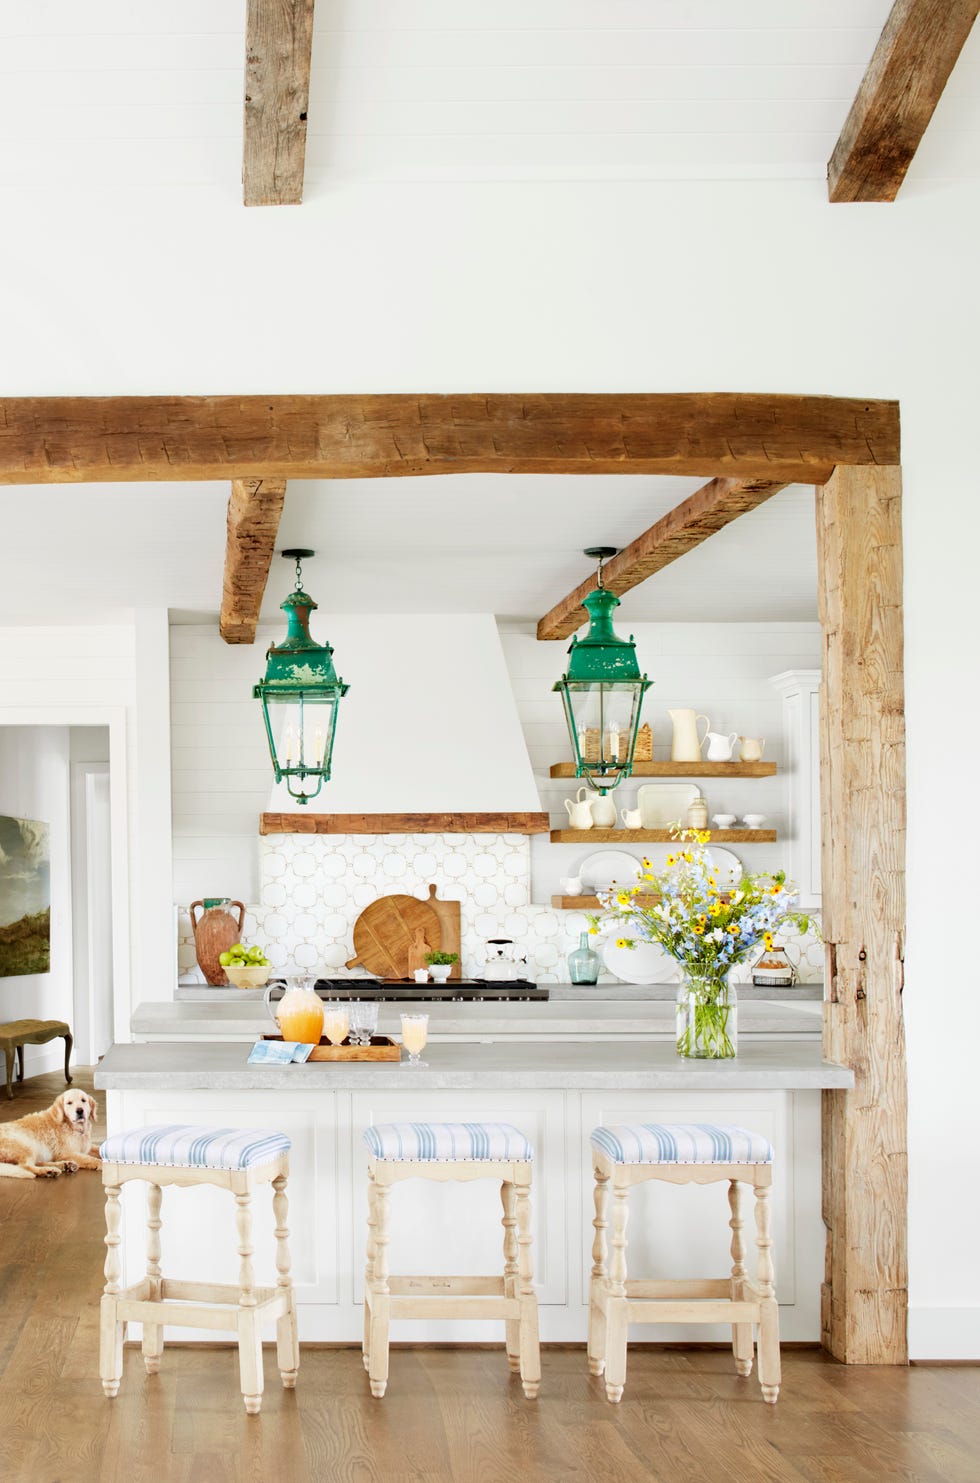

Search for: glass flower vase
xmin=675 ymin=971 xmax=738 ymax=1059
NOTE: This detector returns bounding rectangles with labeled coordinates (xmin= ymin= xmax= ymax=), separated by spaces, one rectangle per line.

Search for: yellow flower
xmin=710 ymin=900 xmax=725 ymax=917
xmin=697 ymin=913 xmax=708 ymax=926
xmin=615 ymin=937 xmax=632 ymax=949
xmin=771 ymin=883 xmax=783 ymax=896
xmin=588 ymin=926 xmax=599 ymax=936
xmin=764 ymin=931 xmax=774 ymax=950
xmin=708 ymin=877 xmax=717 ymax=890
xmin=683 ymin=851 xmax=692 ymax=863
xmin=692 ymin=923 xmax=705 ymax=935
xmin=666 ymin=853 xmax=677 ymax=867
xmin=730 ymin=923 xmax=741 ymax=936
xmin=616 ymin=891 xmax=633 ymax=907
xmin=697 ymin=829 xmax=711 ymax=844
xmin=642 ymin=857 xmax=652 ymax=869
xmin=641 ymin=872 xmax=655 ymax=882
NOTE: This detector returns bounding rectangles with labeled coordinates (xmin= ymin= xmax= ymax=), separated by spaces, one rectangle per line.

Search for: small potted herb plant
xmin=425 ymin=950 xmax=459 ymax=983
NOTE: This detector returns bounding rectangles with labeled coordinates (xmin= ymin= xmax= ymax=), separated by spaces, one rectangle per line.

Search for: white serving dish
xmin=602 ymin=936 xmax=670 ymax=985
xmin=578 ymin=849 xmax=644 ymax=893
xmin=636 ymin=782 xmax=700 ymax=829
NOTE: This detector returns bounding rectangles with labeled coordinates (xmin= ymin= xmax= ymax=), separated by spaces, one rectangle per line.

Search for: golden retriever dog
xmin=0 ymin=1089 xmax=101 ymax=1179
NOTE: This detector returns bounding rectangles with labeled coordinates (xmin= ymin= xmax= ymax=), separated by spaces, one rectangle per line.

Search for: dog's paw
xmin=60 ymin=1160 xmax=79 ymax=1174
xmin=41 ymin=1167 xmax=61 ymax=1177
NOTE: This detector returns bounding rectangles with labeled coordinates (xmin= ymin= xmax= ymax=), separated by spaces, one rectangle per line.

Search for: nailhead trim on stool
xmin=364 ymin=1121 xmax=534 ymax=1162
xmin=590 ymin=1122 xmax=773 ymax=1166
xmin=100 ymin=1123 xmax=291 ymax=1170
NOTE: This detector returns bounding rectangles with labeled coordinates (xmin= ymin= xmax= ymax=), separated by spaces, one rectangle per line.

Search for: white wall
xmin=0 ymin=726 xmax=71 ymax=1074
xmin=0 ymin=614 xmax=176 ymax=1028
xmin=1 ymin=173 xmax=976 ymax=1353
xmin=171 ymin=616 xmax=539 ymax=907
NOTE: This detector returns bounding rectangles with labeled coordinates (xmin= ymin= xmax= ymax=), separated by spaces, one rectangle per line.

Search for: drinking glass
xmin=349 ymin=1001 xmax=379 ymax=1046
xmin=400 ymin=1013 xmax=429 ymax=1066
xmin=322 ymin=1002 xmax=350 ymax=1046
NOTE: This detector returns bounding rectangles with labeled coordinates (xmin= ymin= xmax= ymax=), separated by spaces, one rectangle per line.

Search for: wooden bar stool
xmin=362 ymin=1121 xmax=540 ymax=1400
xmin=98 ymin=1123 xmax=299 ymax=1415
xmin=588 ymin=1122 xmax=780 ymax=1405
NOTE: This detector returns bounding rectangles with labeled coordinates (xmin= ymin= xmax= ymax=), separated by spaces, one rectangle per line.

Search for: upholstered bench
xmin=362 ymin=1120 xmax=541 ymax=1400
xmin=99 ymin=1123 xmax=298 ymax=1415
xmin=0 ymin=1018 xmax=72 ymax=1099
xmin=588 ymin=1122 xmax=781 ymax=1404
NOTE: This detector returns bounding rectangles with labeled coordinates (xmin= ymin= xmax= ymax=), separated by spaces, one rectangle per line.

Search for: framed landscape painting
xmin=0 ymin=816 xmax=50 ymax=977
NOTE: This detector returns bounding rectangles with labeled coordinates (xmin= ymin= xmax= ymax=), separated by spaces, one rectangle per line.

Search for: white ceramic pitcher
xmin=564 ymin=787 xmax=594 ymax=829
xmin=739 ymin=736 xmax=766 ymax=762
xmin=589 ymin=791 xmax=618 ymax=828
xmin=669 ymin=709 xmax=710 ymax=762
xmin=704 ymin=731 xmax=738 ymax=762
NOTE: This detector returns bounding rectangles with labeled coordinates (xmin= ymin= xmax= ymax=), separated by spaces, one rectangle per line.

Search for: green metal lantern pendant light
xmin=553 ymin=547 xmax=652 ymax=793
xmin=253 ymin=549 xmax=349 ymax=805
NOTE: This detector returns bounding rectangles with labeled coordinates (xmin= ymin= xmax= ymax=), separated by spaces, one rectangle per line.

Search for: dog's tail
xmin=0 ymin=1161 xmax=35 ymax=1179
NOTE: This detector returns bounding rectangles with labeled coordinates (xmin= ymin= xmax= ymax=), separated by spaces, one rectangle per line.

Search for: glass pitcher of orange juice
xmin=264 ymin=979 xmax=324 ymax=1044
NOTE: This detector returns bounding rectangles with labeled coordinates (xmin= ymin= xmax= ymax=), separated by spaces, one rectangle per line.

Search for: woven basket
xmin=582 ymin=722 xmax=652 ymax=764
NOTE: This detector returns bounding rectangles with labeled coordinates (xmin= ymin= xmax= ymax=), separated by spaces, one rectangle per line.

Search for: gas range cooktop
xmin=268 ymin=978 xmax=549 ymax=1003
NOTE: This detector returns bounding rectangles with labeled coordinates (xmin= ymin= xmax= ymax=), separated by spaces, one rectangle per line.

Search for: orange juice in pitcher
xmin=266 ymin=984 xmax=324 ymax=1044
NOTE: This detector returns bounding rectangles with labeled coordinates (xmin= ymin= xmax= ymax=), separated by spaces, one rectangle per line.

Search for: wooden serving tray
xmin=262 ymin=1034 xmax=402 ymax=1063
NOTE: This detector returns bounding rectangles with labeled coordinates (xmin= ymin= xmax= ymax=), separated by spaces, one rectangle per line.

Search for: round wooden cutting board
xmin=346 ymin=894 xmax=442 ymax=979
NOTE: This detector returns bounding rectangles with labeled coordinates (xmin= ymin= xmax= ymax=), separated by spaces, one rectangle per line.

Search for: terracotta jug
xmin=190 ymin=898 xmax=246 ymax=985
xmin=668 ymin=709 xmax=710 ymax=762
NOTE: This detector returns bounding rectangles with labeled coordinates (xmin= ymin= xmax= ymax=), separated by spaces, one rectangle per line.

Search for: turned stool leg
xmin=273 ymin=1173 xmax=299 ymax=1389
xmin=100 ymin=1183 xmax=125 ymax=1398
xmin=501 ymin=1179 xmax=521 ymax=1373
xmin=514 ymin=1168 xmax=540 ymax=1400
xmin=588 ymin=1165 xmax=610 ymax=1377
xmin=754 ymin=1182 xmax=781 ymax=1404
xmin=363 ymin=1169 xmax=377 ymax=1372
xmin=142 ymin=1183 xmax=164 ymax=1374
xmin=729 ymin=1179 xmax=754 ymax=1377
xmin=604 ymin=1180 xmax=630 ymax=1403
xmin=236 ymin=1191 xmax=264 ymax=1415
xmin=367 ymin=1179 xmax=391 ymax=1399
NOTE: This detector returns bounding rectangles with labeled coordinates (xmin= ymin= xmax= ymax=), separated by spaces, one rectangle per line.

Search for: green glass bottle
xmin=567 ymin=931 xmax=600 ymax=985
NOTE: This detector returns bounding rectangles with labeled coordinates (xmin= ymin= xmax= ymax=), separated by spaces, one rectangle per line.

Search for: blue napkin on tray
xmin=248 ymin=1040 xmax=314 ymax=1065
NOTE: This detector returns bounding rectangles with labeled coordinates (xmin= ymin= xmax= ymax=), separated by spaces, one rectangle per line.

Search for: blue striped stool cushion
xmin=100 ymin=1123 xmax=291 ymax=1171
xmin=364 ymin=1122 xmax=533 ymax=1163
xmin=591 ymin=1123 xmax=773 ymax=1166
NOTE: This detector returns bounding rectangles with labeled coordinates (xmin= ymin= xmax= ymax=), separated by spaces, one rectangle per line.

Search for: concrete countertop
xmin=134 ymin=997 xmax=822 ymax=1040
xmin=97 ymin=1039 xmax=852 ymax=1092
xmin=175 ymin=981 xmax=823 ymax=1002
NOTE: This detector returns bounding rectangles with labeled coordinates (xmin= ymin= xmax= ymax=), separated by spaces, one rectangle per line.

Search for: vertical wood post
xmin=816 ymin=463 xmax=908 ymax=1364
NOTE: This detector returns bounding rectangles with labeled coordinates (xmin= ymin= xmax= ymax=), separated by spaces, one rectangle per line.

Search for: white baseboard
xmin=910 ymin=1305 xmax=980 ymax=1361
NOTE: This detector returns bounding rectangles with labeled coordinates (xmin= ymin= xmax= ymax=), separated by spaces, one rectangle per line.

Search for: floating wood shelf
xmin=551 ymin=892 xmax=735 ymax=910
xmin=550 ymin=828 xmax=777 ymax=844
xmin=549 ymin=761 xmax=776 ymax=778
xmin=260 ymin=812 xmax=550 ymax=836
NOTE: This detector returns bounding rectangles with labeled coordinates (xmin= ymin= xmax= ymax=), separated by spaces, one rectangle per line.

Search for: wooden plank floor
xmin=2 ymin=1068 xmax=978 ymax=1483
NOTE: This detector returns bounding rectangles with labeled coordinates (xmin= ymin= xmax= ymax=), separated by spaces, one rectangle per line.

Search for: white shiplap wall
xmin=6 ymin=1 xmax=980 ymax=187
xmin=499 ymin=619 xmax=823 ymax=904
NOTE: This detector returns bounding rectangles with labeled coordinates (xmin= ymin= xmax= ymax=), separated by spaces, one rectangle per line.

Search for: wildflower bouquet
xmin=591 ymin=828 xmax=811 ymax=1058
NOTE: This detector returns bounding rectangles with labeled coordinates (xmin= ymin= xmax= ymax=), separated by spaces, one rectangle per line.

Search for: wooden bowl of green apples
xmin=220 ymin=943 xmax=272 ymax=988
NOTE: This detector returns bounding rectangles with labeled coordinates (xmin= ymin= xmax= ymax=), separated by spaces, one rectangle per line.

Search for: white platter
xmin=705 ymin=846 xmax=743 ymax=892
xmin=636 ymin=782 xmax=700 ymax=829
xmin=602 ymin=936 xmax=671 ymax=985
xmin=578 ymin=849 xmax=644 ymax=893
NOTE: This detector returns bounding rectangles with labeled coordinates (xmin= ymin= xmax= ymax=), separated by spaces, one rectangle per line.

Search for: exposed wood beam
xmin=828 ymin=0 xmax=980 ymax=202
xmin=243 ymin=0 xmax=316 ymax=206
xmin=537 ymin=476 xmax=787 ymax=641
xmin=219 ymin=477 xmax=287 ymax=644
xmin=817 ymin=464 xmax=907 ymax=1362
xmin=0 ymin=394 xmax=900 ymax=487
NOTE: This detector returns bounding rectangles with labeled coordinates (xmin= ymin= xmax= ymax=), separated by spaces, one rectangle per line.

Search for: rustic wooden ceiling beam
xmin=537 ymin=476 xmax=789 ymax=641
xmin=0 ymin=393 xmax=899 ymax=487
xmin=243 ymin=0 xmax=316 ymax=206
xmin=219 ymin=477 xmax=287 ymax=644
xmin=828 ymin=0 xmax=980 ymax=202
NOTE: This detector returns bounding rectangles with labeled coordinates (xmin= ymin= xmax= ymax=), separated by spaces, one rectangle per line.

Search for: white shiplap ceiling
xmin=2 ymin=1 xmax=979 ymax=189
xmin=0 ymin=474 xmax=816 ymax=626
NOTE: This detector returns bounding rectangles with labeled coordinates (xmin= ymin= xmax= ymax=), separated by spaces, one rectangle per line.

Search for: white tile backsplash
xmin=177 ymin=830 xmax=823 ymax=984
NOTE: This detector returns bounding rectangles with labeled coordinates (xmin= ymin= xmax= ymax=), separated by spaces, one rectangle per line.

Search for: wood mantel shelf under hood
xmin=260 ymin=812 xmax=550 ymax=835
